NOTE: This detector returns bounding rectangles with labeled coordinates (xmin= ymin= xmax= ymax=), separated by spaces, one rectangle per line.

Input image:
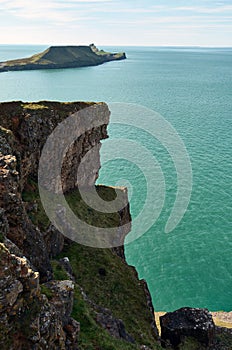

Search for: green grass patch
xmin=40 ymin=285 xmax=54 ymax=300
xmin=179 ymin=337 xmax=206 ymax=350
xmin=71 ymin=285 xmax=140 ymax=350
xmin=214 ymin=330 xmax=232 ymax=349
xmin=51 ymin=260 xmax=69 ymax=280
xmin=22 ymin=181 xmax=122 ymax=231
xmin=57 ymin=242 xmax=159 ymax=348
xmin=65 ymin=186 xmax=121 ymax=228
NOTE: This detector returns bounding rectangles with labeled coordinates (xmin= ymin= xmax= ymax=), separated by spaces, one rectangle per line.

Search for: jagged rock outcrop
xmin=0 ymin=208 xmax=9 ymax=240
xmin=0 ymin=101 xmax=109 ymax=189
xmin=0 ymin=144 xmax=52 ymax=281
xmin=160 ymin=307 xmax=215 ymax=349
xmin=95 ymin=307 xmax=135 ymax=343
xmin=0 ymin=243 xmax=79 ymax=350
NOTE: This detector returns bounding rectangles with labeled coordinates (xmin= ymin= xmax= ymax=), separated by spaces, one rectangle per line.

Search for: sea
xmin=0 ymin=44 xmax=231 ymax=312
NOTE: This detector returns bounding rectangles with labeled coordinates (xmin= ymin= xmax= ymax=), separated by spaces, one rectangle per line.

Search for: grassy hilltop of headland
xmin=0 ymin=44 xmax=126 ymax=72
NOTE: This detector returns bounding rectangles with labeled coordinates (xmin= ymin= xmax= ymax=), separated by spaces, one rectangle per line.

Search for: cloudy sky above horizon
xmin=0 ymin=0 xmax=232 ymax=47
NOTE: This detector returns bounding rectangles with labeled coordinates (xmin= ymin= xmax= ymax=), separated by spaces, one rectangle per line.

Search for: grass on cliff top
xmin=40 ymin=46 xmax=102 ymax=65
xmin=22 ymin=180 xmax=121 ymax=230
xmin=2 ymin=46 xmax=107 ymax=67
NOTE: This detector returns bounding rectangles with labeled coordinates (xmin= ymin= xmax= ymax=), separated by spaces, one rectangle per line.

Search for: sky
xmin=0 ymin=0 xmax=232 ymax=47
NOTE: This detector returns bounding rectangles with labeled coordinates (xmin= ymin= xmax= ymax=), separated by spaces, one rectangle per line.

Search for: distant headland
xmin=0 ymin=44 xmax=126 ymax=73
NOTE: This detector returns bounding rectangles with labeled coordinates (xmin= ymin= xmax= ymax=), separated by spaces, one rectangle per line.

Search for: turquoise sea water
xmin=0 ymin=45 xmax=232 ymax=311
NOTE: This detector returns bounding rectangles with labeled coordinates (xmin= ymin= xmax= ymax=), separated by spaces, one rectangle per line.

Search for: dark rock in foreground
xmin=160 ymin=307 xmax=215 ymax=348
xmin=0 ymin=44 xmax=126 ymax=73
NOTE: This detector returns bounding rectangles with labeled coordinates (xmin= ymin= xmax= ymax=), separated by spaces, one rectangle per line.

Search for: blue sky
xmin=0 ymin=0 xmax=232 ymax=46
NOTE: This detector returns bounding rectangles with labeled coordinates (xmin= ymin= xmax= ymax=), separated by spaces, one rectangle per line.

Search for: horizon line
xmin=0 ymin=43 xmax=232 ymax=49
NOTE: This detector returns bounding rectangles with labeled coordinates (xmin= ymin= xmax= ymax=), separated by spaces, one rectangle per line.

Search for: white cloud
xmin=0 ymin=0 xmax=232 ymax=46
xmin=2 ymin=1 xmax=232 ymax=25
xmin=57 ymin=0 xmax=112 ymax=2
xmin=174 ymin=5 xmax=232 ymax=14
xmin=0 ymin=0 xmax=112 ymax=23
xmin=77 ymin=3 xmax=232 ymax=15
xmin=99 ymin=15 xmax=232 ymax=26
xmin=88 ymin=5 xmax=167 ymax=14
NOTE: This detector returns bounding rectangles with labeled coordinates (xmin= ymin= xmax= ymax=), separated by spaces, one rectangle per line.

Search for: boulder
xmin=160 ymin=307 xmax=215 ymax=348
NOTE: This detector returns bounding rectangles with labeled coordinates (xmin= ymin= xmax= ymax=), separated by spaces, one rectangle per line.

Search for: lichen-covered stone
xmin=95 ymin=306 xmax=135 ymax=343
xmin=0 ymin=148 xmax=52 ymax=281
xmin=42 ymin=280 xmax=75 ymax=326
xmin=0 ymin=243 xmax=79 ymax=349
xmin=160 ymin=307 xmax=215 ymax=348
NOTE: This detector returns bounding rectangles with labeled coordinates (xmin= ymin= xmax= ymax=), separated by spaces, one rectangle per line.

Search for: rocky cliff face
xmin=0 ymin=102 xmax=109 ymax=279
xmin=0 ymin=101 xmax=159 ymax=350
xmin=0 ymin=240 xmax=79 ymax=350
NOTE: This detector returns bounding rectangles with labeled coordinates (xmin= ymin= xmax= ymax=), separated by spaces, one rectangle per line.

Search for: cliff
xmin=1 ymin=102 xmax=231 ymax=350
xmin=0 ymin=101 xmax=159 ymax=350
xmin=0 ymin=45 xmax=126 ymax=73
